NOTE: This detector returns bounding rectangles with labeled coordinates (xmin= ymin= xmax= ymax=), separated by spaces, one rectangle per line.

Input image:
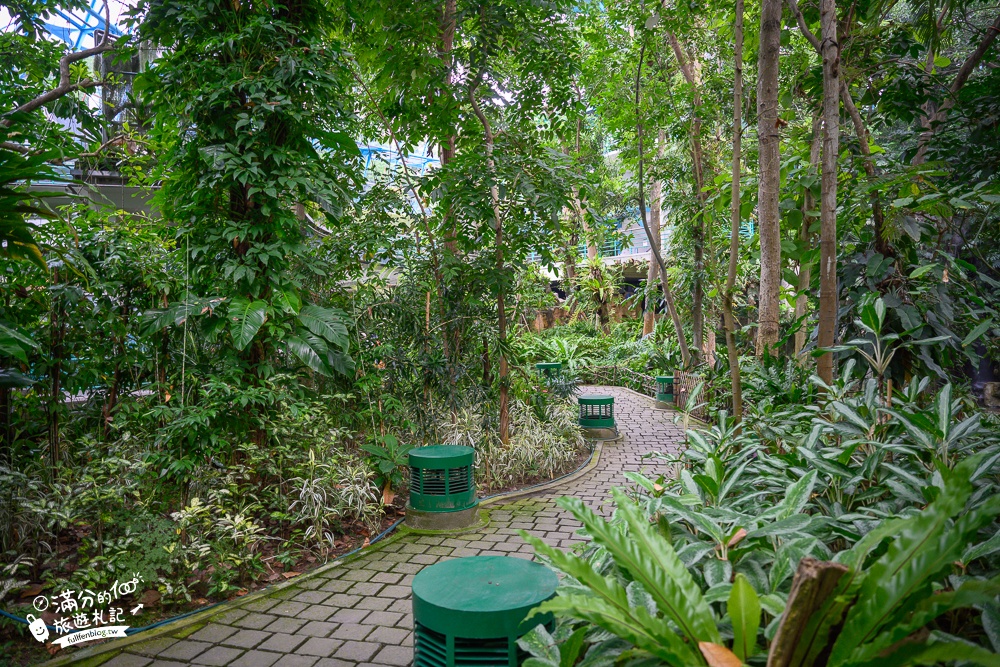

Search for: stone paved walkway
xmin=67 ymin=387 xmax=685 ymax=667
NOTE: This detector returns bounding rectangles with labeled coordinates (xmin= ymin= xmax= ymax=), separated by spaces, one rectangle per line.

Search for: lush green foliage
xmin=522 ymin=366 xmax=1000 ymax=665
xmin=1 ymin=0 xmax=998 ymax=660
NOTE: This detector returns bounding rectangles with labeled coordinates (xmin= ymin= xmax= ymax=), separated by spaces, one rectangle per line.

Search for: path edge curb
xmin=43 ymin=407 xmax=608 ymax=666
xmin=479 ymin=438 xmax=605 ymax=507
xmin=606 ymin=384 xmax=708 ymax=428
xmin=40 ymin=527 xmax=410 ymax=667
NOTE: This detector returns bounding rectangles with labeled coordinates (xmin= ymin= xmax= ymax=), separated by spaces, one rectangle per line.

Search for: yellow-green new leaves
xmin=728 ymin=574 xmax=760 ymax=661
xmin=520 ymin=486 xmax=724 ymax=666
xmin=604 ymin=489 xmax=721 ymax=643
xmin=521 ymin=531 xmax=703 ymax=666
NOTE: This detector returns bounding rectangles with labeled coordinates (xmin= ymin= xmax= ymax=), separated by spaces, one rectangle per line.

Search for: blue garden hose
xmin=1 ymin=440 xmax=597 ymax=639
xmin=0 ymin=516 xmax=407 ymax=637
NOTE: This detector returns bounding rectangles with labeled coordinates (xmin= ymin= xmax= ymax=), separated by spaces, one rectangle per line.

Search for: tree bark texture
xmin=48 ymin=269 xmax=64 ymax=468
xmin=643 ymin=132 xmax=665 ymax=337
xmin=469 ymin=80 xmax=510 ymax=444
xmin=817 ymin=0 xmax=841 ymax=385
xmin=794 ymin=113 xmax=822 ymax=358
xmin=756 ymin=0 xmax=783 ymax=357
xmin=767 ymin=558 xmax=849 ymax=667
xmin=667 ymin=33 xmax=708 ymax=364
xmin=438 ymin=0 xmax=457 ymax=168
xmin=724 ymin=0 xmax=746 ymax=424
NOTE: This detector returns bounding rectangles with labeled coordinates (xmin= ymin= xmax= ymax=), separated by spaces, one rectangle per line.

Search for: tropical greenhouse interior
xmin=1 ymin=0 xmax=1000 ymax=665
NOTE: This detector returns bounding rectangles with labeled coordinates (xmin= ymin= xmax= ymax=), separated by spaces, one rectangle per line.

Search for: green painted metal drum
xmin=578 ymin=394 xmax=615 ymax=429
xmin=535 ymin=362 xmax=562 ymax=377
xmin=412 ymin=556 xmax=558 ymax=666
xmin=656 ymin=374 xmax=675 ymax=403
xmin=409 ymin=445 xmax=477 ymax=513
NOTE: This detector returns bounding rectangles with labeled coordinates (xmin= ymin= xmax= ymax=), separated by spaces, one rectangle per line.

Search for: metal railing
xmin=576 ymin=365 xmax=708 ymax=420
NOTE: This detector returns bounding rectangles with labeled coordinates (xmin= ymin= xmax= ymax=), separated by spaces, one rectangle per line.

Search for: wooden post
xmin=767 ymin=558 xmax=849 ymax=667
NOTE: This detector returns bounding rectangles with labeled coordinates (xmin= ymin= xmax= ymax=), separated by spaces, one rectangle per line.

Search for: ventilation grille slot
xmin=415 ymin=622 xmax=513 ymax=667
xmin=413 ymin=467 xmax=446 ymax=495
xmin=580 ymin=404 xmax=613 ymax=418
xmin=448 ymin=466 xmax=471 ymax=494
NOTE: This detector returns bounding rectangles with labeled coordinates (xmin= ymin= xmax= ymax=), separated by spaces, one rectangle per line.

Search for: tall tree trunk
xmin=103 ymin=289 xmax=129 ymax=439
xmin=817 ymin=0 xmax=841 ymax=385
xmin=439 ymin=0 xmax=456 ymax=167
xmin=578 ymin=191 xmax=597 ymax=261
xmin=564 ymin=229 xmax=578 ymax=293
xmin=724 ymin=0 xmax=745 ymax=424
xmin=48 ymin=269 xmax=64 ymax=469
xmin=787 ymin=0 xmax=888 ymax=259
xmin=643 ymin=131 xmax=665 ymax=337
xmin=0 ymin=384 xmax=10 ymax=464
xmin=756 ymin=0 xmax=783 ymax=357
xmin=437 ymin=0 xmax=462 ymax=398
xmin=469 ymin=80 xmax=510 ymax=444
xmin=794 ymin=113 xmax=822 ymax=359
xmin=636 ymin=39 xmax=691 ymax=367
xmin=561 ymin=142 xmax=579 ymax=294
xmin=667 ymin=33 xmax=708 ymax=364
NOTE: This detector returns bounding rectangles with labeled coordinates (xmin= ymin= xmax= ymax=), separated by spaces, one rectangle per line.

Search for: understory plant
xmin=521 ymin=367 xmax=1000 ymax=665
xmin=434 ymin=398 xmax=586 ymax=492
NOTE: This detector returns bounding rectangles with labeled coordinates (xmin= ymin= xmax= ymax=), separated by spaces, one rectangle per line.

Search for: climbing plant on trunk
xmin=133 ymin=0 xmax=357 ymax=452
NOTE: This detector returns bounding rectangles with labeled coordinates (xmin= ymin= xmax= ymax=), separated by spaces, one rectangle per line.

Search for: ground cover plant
xmin=521 ymin=367 xmax=1000 ymax=665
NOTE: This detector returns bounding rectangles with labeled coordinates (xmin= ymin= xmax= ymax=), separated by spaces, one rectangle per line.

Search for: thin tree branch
xmin=786 ymin=0 xmax=823 ymax=52
xmin=0 ymin=141 xmax=31 ymax=154
xmin=2 ymin=3 xmax=116 ymax=127
xmin=913 ymin=11 xmax=1000 ymax=164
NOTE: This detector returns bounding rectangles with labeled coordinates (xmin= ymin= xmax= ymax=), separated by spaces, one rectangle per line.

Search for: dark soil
xmin=0 ymin=450 xmax=592 ymax=666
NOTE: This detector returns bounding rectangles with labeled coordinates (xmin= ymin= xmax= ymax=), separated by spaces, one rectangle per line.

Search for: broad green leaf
xmin=559 ymin=627 xmax=588 ymax=667
xmin=852 ymin=576 xmax=1000 ymax=663
xmin=564 ymin=490 xmax=721 ymax=644
xmin=298 ymin=304 xmax=350 ymax=348
xmin=534 ymin=593 xmax=697 ymax=666
xmin=0 ymin=338 xmax=29 ymax=363
xmin=703 ymin=558 xmax=732 ymax=588
xmin=829 ymin=455 xmax=999 ymax=664
xmin=777 ymin=469 xmax=817 ymax=519
xmin=522 ymin=531 xmax=700 ymax=666
xmin=759 ymin=593 xmax=785 ymax=617
xmin=909 ymin=263 xmax=937 ymax=279
xmin=984 ymin=603 xmax=1000 ymax=652
xmin=728 ymin=574 xmax=760 ymax=661
xmin=745 ymin=514 xmax=811 ymax=539
xmin=517 ymin=625 xmax=560 ymax=664
xmin=285 ymin=335 xmax=327 ymax=375
xmin=850 ymin=638 xmax=1000 ymax=667
xmin=965 ymin=530 xmax=1000 ymax=564
xmin=229 ymin=298 xmax=267 ymax=351
xmin=273 ymin=288 xmax=302 ymax=315
xmin=831 ymin=401 xmax=872 ymax=433
xmin=0 ymin=322 xmax=38 ymax=350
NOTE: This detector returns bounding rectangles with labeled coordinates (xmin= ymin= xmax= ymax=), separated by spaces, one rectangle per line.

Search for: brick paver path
xmin=74 ymin=387 xmax=684 ymax=667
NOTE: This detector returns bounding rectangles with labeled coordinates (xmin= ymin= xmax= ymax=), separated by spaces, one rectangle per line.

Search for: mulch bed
xmin=0 ymin=451 xmax=593 ymax=666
